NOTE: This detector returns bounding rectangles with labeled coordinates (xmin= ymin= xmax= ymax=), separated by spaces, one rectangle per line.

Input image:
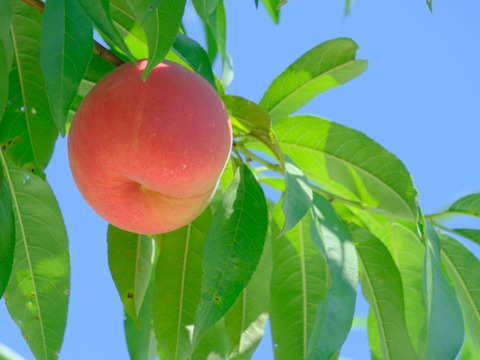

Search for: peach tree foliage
xmin=0 ymin=0 xmax=479 ymax=360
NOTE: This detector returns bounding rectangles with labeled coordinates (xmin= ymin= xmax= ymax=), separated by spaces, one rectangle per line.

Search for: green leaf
xmin=306 ymin=195 xmax=358 ymax=359
xmin=0 ymin=0 xmax=13 ymax=124
xmin=1 ymin=153 xmax=70 ymax=360
xmin=222 ymin=95 xmax=271 ymax=133
xmin=450 ymin=228 xmax=480 ymax=246
xmin=378 ymin=221 xmax=426 ymax=356
xmin=260 ymin=0 xmax=280 ymax=24
xmin=440 ymin=233 xmax=480 ymax=353
xmin=274 ymin=115 xmax=419 ymax=221
xmin=224 ymin=236 xmax=272 ymax=359
xmin=0 ymin=168 xmax=15 ymax=297
xmin=423 ymin=223 xmax=464 ymax=360
xmin=125 ymin=0 xmax=186 ymax=79
xmin=270 ymin=201 xmax=328 ymax=360
xmin=172 ymin=33 xmax=216 ymax=88
xmin=191 ymin=0 xmax=219 ymax=18
xmin=1 ymin=0 xmax=58 ymax=174
xmin=153 ymin=208 xmax=229 ymax=359
xmin=107 ymin=225 xmax=155 ymax=326
xmin=350 ymin=225 xmax=417 ymax=360
xmin=193 ymin=165 xmax=268 ymax=347
xmin=427 ymin=0 xmax=432 ymax=12
xmin=77 ymin=0 xmax=136 ymax=62
xmin=124 ymin=261 xmax=157 ymax=360
xmin=40 ymin=0 xmax=93 ymax=136
xmin=279 ymin=156 xmax=313 ymax=236
xmin=448 ymin=193 xmax=480 ymax=218
xmin=260 ymin=38 xmax=368 ymax=122
xmin=191 ymin=320 xmax=228 ymax=360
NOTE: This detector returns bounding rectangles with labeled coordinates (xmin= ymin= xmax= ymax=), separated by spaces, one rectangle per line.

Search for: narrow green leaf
xmin=427 ymin=0 xmax=432 ymax=12
xmin=270 ymin=202 xmax=328 ymax=360
xmin=224 ymin=236 xmax=272 ymax=360
xmin=40 ymin=0 xmax=93 ymax=136
xmin=107 ymin=225 xmax=155 ymax=326
xmin=274 ymin=115 xmax=419 ymax=220
xmin=0 ymin=0 xmax=13 ymax=123
xmin=137 ymin=0 xmax=187 ymax=79
xmin=191 ymin=320 xmax=228 ymax=360
xmin=222 ymin=95 xmax=271 ymax=133
xmin=440 ymin=233 xmax=480 ymax=353
xmin=260 ymin=0 xmax=280 ymax=24
xmin=0 ymin=169 xmax=15 ymax=297
xmin=1 ymin=0 xmax=58 ymax=173
xmin=351 ymin=225 xmax=417 ymax=360
xmin=448 ymin=193 xmax=480 ymax=218
xmin=191 ymin=0 xmax=219 ymax=18
xmin=378 ymin=221 xmax=427 ymax=356
xmin=172 ymin=33 xmax=216 ymax=88
xmin=279 ymin=156 xmax=313 ymax=236
xmin=423 ymin=224 xmax=464 ymax=360
xmin=77 ymin=0 xmax=136 ymax=62
xmin=153 ymin=208 xmax=229 ymax=359
xmin=260 ymin=38 xmax=368 ymax=122
xmin=124 ymin=262 xmax=157 ymax=360
xmin=1 ymin=153 xmax=70 ymax=360
xmin=193 ymin=165 xmax=268 ymax=347
xmin=306 ymin=195 xmax=358 ymax=359
xmin=450 ymin=228 xmax=480 ymax=246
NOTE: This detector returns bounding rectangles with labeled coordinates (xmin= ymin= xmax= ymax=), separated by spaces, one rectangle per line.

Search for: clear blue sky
xmin=2 ymin=0 xmax=480 ymax=359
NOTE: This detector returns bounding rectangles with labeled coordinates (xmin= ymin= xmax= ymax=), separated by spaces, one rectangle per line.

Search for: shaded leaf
xmin=0 ymin=168 xmax=15 ymax=297
xmin=172 ymin=33 xmax=216 ymax=88
xmin=124 ymin=261 xmax=157 ymax=360
xmin=274 ymin=115 xmax=419 ymax=221
xmin=107 ymin=225 xmax=155 ymax=326
xmin=440 ymin=233 xmax=480 ymax=353
xmin=193 ymin=165 xmax=268 ymax=347
xmin=423 ymin=223 xmax=464 ymax=360
xmin=191 ymin=0 xmax=219 ymax=18
xmin=450 ymin=228 xmax=480 ymax=246
xmin=0 ymin=0 xmax=13 ymax=123
xmin=260 ymin=0 xmax=280 ymax=24
xmin=224 ymin=236 xmax=272 ymax=360
xmin=1 ymin=0 xmax=58 ymax=173
xmin=260 ymin=38 xmax=367 ymax=122
xmin=41 ymin=0 xmax=93 ymax=136
xmin=350 ymin=225 xmax=417 ymax=360
xmin=306 ymin=194 xmax=357 ymax=359
xmin=1 ymin=153 xmax=70 ymax=360
xmin=270 ymin=201 xmax=328 ymax=360
xmin=77 ymin=0 xmax=136 ymax=62
xmin=279 ymin=156 xmax=312 ymax=236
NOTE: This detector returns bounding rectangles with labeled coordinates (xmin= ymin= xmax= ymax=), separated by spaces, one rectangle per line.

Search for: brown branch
xmin=21 ymin=0 xmax=125 ymax=67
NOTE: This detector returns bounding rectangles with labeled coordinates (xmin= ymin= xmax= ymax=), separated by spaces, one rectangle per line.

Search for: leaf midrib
xmin=279 ymin=140 xmax=415 ymax=220
xmin=298 ymin=219 xmax=308 ymax=357
xmin=0 ymin=151 xmax=47 ymax=359
xmin=265 ymin=59 xmax=363 ymax=118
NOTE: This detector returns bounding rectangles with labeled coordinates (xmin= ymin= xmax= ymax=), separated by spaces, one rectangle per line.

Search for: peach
xmin=68 ymin=60 xmax=232 ymax=234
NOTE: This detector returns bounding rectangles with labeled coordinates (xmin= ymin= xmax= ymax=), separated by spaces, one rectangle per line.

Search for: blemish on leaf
xmin=213 ymin=295 xmax=221 ymax=302
xmin=31 ymin=293 xmax=36 ymax=297
xmin=65 ymin=289 xmax=70 ymax=295
xmin=127 ymin=292 xmax=134 ymax=299
xmin=31 ymin=107 xmax=36 ymax=114
xmin=34 ymin=316 xmax=40 ymax=321
xmin=24 ymin=335 xmax=29 ymax=340
xmin=1 ymin=145 xmax=6 ymax=151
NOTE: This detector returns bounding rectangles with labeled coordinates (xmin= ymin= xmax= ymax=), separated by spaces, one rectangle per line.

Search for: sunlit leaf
xmin=274 ymin=115 xmax=419 ymax=221
xmin=0 ymin=167 xmax=15 ymax=297
xmin=306 ymin=195 xmax=357 ymax=359
xmin=224 ymin=236 xmax=272 ymax=359
xmin=440 ymin=233 xmax=480 ymax=353
xmin=124 ymin=262 xmax=157 ymax=360
xmin=378 ymin=221 xmax=426 ymax=356
xmin=41 ymin=0 xmax=93 ymax=136
xmin=270 ymin=202 xmax=328 ymax=360
xmin=279 ymin=156 xmax=312 ymax=236
xmin=260 ymin=38 xmax=367 ymax=122
xmin=223 ymin=95 xmax=271 ymax=132
xmin=351 ymin=225 xmax=417 ymax=360
xmin=0 ymin=0 xmax=13 ymax=123
xmin=448 ymin=193 xmax=480 ymax=218
xmin=423 ymin=224 xmax=464 ymax=360
xmin=77 ymin=0 xmax=136 ymax=62
xmin=450 ymin=228 xmax=480 ymax=246
xmin=193 ymin=165 xmax=268 ymax=347
xmin=107 ymin=225 xmax=155 ymax=326
xmin=1 ymin=153 xmax=70 ymax=360
xmin=1 ymin=0 xmax=58 ymax=174
xmin=260 ymin=0 xmax=280 ymax=24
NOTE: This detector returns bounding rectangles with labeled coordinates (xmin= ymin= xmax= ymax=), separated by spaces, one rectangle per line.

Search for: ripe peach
xmin=68 ymin=60 xmax=232 ymax=234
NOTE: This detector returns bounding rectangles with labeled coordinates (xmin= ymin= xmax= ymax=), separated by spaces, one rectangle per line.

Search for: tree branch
xmin=21 ymin=0 xmax=125 ymax=67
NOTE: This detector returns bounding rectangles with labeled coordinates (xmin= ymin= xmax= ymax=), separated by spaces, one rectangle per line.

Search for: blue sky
xmin=2 ymin=0 xmax=480 ymax=359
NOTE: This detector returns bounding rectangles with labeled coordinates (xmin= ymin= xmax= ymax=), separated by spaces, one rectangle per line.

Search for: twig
xmin=21 ymin=0 xmax=125 ymax=67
